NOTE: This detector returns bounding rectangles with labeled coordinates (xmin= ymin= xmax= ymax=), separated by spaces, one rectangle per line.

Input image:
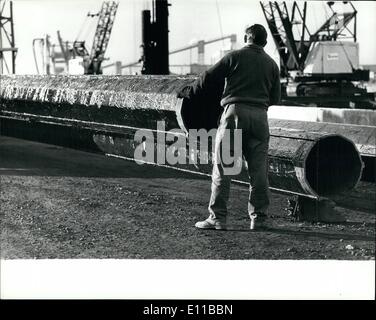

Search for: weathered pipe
xmin=0 ymin=75 xmax=194 ymax=130
xmin=268 ymin=105 xmax=376 ymax=127
xmin=268 ymin=119 xmax=376 ymax=158
xmin=267 ymin=119 xmax=375 ymax=183
xmin=0 ymin=75 xmax=363 ymax=199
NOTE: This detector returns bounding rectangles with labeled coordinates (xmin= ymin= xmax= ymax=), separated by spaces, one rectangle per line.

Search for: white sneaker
xmin=195 ymin=218 xmax=227 ymax=230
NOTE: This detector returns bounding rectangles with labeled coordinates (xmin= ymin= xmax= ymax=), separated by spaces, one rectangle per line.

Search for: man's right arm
xmin=176 ymin=56 xmax=229 ymax=99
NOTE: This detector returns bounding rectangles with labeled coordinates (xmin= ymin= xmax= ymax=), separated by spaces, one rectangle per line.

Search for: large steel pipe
xmin=0 ymin=74 xmax=196 ymax=130
xmin=268 ymin=119 xmax=375 ymax=182
xmin=268 ymin=119 xmax=376 ymax=158
xmin=268 ymin=105 xmax=376 ymax=126
xmin=0 ymin=75 xmax=363 ymax=199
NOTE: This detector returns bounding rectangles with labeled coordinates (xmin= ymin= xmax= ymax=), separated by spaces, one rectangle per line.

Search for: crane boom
xmin=169 ymin=34 xmax=236 ymax=55
xmin=260 ymin=1 xmax=311 ymax=76
xmin=260 ymin=1 xmax=358 ymax=77
xmin=87 ymin=1 xmax=119 ymax=74
xmin=109 ymin=34 xmax=237 ymax=70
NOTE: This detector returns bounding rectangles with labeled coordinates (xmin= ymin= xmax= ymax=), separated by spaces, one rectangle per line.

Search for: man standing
xmin=195 ymin=24 xmax=281 ymax=230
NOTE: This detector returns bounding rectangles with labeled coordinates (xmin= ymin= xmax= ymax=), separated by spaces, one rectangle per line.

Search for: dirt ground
xmin=0 ymin=136 xmax=375 ymax=260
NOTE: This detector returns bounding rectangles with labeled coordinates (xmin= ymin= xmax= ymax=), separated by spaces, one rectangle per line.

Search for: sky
xmin=6 ymin=0 xmax=376 ymax=74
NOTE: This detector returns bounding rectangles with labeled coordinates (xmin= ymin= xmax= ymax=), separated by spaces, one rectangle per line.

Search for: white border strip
xmin=1 ymin=260 xmax=374 ymax=300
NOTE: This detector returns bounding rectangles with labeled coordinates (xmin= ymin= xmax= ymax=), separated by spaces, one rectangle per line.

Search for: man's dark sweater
xmin=193 ymin=44 xmax=281 ymax=109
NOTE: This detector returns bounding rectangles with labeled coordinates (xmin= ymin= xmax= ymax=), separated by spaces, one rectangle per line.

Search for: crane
xmin=260 ymin=1 xmax=374 ymax=108
xmin=32 ymin=1 xmax=118 ymax=75
xmin=73 ymin=1 xmax=119 ymax=74
xmin=260 ymin=1 xmax=310 ymax=77
xmin=0 ymin=0 xmax=17 ymax=74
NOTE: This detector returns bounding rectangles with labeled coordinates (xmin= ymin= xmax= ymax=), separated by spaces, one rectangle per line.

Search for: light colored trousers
xmin=208 ymin=103 xmax=270 ymax=223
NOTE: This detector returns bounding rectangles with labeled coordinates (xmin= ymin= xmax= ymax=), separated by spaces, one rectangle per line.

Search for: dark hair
xmin=245 ymin=24 xmax=267 ymax=46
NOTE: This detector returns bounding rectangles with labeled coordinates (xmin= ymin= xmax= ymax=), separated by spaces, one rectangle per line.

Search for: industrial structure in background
xmin=140 ymin=0 xmax=170 ymax=74
xmin=103 ymin=0 xmax=236 ymax=75
xmin=0 ymin=0 xmax=17 ymax=74
xmin=138 ymin=0 xmax=236 ymax=75
xmin=107 ymin=33 xmax=237 ymax=75
xmin=73 ymin=0 xmax=118 ymax=74
xmin=260 ymin=1 xmax=375 ymax=108
xmin=167 ymin=33 xmax=237 ymax=74
xmin=32 ymin=1 xmax=118 ymax=75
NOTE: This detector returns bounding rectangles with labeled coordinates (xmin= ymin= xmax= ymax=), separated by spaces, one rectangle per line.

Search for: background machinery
xmin=32 ymin=1 xmax=118 ymax=75
xmin=103 ymin=0 xmax=236 ymax=76
xmin=73 ymin=0 xmax=118 ymax=74
xmin=111 ymin=33 xmax=237 ymax=75
xmin=260 ymin=1 xmax=375 ymax=108
xmin=0 ymin=0 xmax=17 ymax=74
xmin=140 ymin=0 xmax=170 ymax=75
